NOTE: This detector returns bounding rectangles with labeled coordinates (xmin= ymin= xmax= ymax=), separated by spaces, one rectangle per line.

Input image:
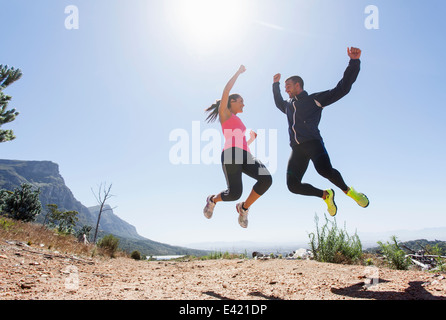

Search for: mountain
xmin=87 ymin=204 xmax=207 ymax=256
xmin=0 ymin=159 xmax=207 ymax=256
xmin=88 ymin=204 xmax=144 ymax=240
xmin=0 ymin=160 xmax=96 ymax=227
xmin=358 ymin=227 xmax=446 ymax=249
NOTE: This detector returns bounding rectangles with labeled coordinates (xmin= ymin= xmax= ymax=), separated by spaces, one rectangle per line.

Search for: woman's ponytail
xmin=204 ymin=100 xmax=221 ymax=123
xmin=204 ymin=94 xmax=241 ymax=123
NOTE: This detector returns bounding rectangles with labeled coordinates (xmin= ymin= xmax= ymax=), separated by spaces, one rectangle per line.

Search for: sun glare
xmin=167 ymin=0 xmax=248 ymax=55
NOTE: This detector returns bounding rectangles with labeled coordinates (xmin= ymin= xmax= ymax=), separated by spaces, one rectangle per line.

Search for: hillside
xmin=367 ymin=239 xmax=446 ymax=256
xmin=88 ymin=204 xmax=143 ymax=240
xmin=0 ymin=159 xmax=207 ymax=256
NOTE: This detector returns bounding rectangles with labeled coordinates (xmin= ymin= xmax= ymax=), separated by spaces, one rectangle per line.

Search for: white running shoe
xmin=236 ymin=202 xmax=249 ymax=228
xmin=203 ymin=195 xmax=215 ymax=219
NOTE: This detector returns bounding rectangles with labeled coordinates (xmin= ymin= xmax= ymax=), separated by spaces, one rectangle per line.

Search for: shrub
xmin=200 ymin=251 xmax=247 ymax=260
xmin=76 ymin=225 xmax=93 ymax=242
xmin=429 ymin=244 xmax=446 ymax=272
xmin=131 ymin=250 xmax=141 ymax=260
xmin=377 ymin=236 xmax=411 ymax=270
xmin=0 ymin=217 xmax=15 ymax=231
xmin=309 ymin=214 xmax=363 ymax=264
xmin=97 ymin=234 xmax=119 ymax=258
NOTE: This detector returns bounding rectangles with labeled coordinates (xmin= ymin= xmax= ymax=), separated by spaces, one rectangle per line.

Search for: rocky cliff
xmin=0 ymin=159 xmax=206 ymax=256
xmin=0 ymin=160 xmax=96 ymax=227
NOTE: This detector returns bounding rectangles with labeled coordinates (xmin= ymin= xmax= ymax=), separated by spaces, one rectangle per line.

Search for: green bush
xmin=200 ymin=251 xmax=247 ymax=260
xmin=309 ymin=214 xmax=363 ymax=264
xmin=130 ymin=250 xmax=141 ymax=260
xmin=428 ymin=244 xmax=446 ymax=272
xmin=76 ymin=225 xmax=93 ymax=242
xmin=97 ymin=234 xmax=119 ymax=258
xmin=0 ymin=217 xmax=15 ymax=231
xmin=377 ymin=236 xmax=412 ymax=270
xmin=0 ymin=184 xmax=41 ymax=222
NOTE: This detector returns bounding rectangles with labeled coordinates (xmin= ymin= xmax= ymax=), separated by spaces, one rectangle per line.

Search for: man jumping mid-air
xmin=272 ymin=47 xmax=369 ymax=217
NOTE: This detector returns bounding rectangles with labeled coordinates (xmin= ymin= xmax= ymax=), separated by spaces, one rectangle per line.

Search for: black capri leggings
xmin=220 ymin=147 xmax=272 ymax=202
xmin=287 ymin=139 xmax=348 ymax=198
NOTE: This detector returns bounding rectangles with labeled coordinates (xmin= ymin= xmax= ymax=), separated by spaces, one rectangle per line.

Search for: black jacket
xmin=273 ymin=59 xmax=360 ymax=146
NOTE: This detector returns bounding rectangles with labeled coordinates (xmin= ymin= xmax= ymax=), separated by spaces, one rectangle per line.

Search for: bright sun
xmin=167 ymin=0 xmax=248 ymax=54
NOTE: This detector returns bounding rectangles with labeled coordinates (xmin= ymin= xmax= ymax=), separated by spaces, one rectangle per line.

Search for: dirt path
xmin=1 ymin=240 xmax=445 ymax=300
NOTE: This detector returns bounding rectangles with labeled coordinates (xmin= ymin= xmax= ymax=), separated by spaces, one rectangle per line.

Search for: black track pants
xmin=286 ymin=140 xmax=348 ymax=198
xmin=220 ymin=147 xmax=272 ymax=202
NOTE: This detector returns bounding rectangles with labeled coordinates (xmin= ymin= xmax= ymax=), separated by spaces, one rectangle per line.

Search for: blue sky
xmin=1 ymin=0 xmax=445 ymax=247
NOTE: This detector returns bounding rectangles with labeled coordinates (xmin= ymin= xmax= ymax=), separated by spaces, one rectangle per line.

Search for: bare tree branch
xmin=91 ymin=182 xmax=114 ymax=243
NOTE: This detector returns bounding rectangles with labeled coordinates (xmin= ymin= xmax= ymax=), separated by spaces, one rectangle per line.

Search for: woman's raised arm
xmin=219 ymin=65 xmax=246 ymax=124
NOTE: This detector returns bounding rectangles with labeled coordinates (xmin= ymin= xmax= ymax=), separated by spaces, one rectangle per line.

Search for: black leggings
xmin=287 ymin=140 xmax=348 ymax=198
xmin=220 ymin=148 xmax=272 ymax=202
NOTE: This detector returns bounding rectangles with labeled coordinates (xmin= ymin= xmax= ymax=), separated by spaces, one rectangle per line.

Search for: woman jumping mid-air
xmin=203 ymin=65 xmax=272 ymax=228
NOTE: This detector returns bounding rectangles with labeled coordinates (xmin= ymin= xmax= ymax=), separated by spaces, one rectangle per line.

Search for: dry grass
xmin=0 ymin=216 xmax=95 ymax=258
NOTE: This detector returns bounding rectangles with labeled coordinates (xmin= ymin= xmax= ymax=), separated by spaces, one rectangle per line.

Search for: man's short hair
xmin=286 ymin=76 xmax=304 ymax=89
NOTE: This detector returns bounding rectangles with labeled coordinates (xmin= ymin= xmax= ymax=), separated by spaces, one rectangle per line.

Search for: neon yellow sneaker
xmin=347 ymin=187 xmax=369 ymax=208
xmin=323 ymin=189 xmax=337 ymax=217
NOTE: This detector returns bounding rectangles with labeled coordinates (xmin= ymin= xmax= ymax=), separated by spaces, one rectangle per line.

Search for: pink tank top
xmin=221 ymin=114 xmax=250 ymax=152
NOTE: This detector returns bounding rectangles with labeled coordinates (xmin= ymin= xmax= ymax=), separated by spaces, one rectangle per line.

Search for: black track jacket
xmin=273 ymin=59 xmax=360 ymax=147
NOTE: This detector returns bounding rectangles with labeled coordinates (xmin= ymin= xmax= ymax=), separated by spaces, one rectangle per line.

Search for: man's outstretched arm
xmin=313 ymin=47 xmax=362 ymax=107
xmin=272 ymin=73 xmax=287 ymax=114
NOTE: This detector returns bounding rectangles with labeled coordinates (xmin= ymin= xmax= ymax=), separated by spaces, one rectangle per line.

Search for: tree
xmin=0 ymin=183 xmax=41 ymax=222
xmin=91 ymin=182 xmax=114 ymax=243
xmin=0 ymin=190 xmax=13 ymax=212
xmin=43 ymin=203 xmax=58 ymax=226
xmin=0 ymin=65 xmax=22 ymax=143
xmin=45 ymin=203 xmax=79 ymax=235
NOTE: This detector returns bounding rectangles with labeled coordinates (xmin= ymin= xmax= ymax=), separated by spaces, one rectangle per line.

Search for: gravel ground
xmin=1 ymin=240 xmax=445 ymax=300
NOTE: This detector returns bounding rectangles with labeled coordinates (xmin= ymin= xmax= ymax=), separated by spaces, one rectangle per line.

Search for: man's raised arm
xmin=313 ymin=47 xmax=362 ymax=108
xmin=272 ymin=73 xmax=287 ymax=114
